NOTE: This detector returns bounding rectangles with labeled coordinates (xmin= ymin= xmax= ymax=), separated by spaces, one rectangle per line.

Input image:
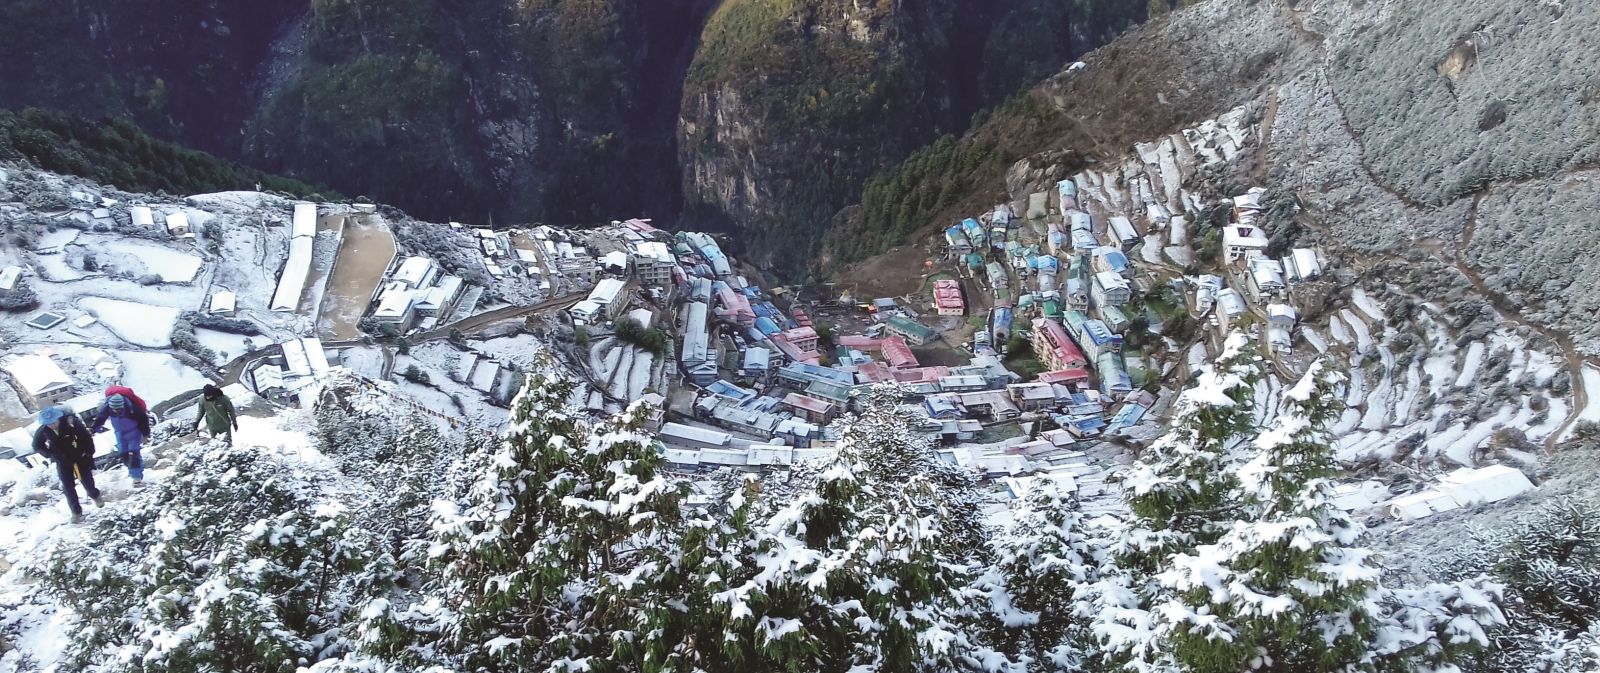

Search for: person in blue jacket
xmin=32 ymin=406 xmax=103 ymax=523
xmin=92 ymin=388 xmax=151 ymax=484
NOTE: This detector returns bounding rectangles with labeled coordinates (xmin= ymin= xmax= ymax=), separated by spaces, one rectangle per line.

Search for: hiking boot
xmin=133 ymin=479 xmax=145 ymax=488
xmin=93 ymin=496 xmax=105 ymax=508
xmin=70 ymin=513 xmax=85 ymax=524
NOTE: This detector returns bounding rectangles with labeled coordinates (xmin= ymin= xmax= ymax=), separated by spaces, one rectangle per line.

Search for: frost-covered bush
xmin=168 ymin=317 xmax=218 ymax=363
xmin=26 ymin=441 xmax=392 ymax=672
xmin=398 ymin=364 xmax=429 ymax=385
xmin=312 ymin=385 xmax=476 ymax=545
xmin=1330 ymin=1 xmax=1598 ymax=205
xmin=1435 ymin=498 xmax=1600 ymax=672
xmin=183 ymin=311 xmax=260 ymax=335
xmin=0 ymin=281 xmax=39 ymax=312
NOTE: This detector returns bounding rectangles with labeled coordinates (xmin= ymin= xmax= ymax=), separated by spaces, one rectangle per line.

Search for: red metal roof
xmin=783 ymin=393 xmax=834 ymax=415
xmin=880 ymin=335 xmax=920 ymax=369
xmin=1035 ymin=318 xmax=1087 ymax=368
xmin=837 ymin=335 xmax=880 ymax=348
xmin=891 ymin=366 xmax=950 ymax=384
xmin=933 ymin=279 xmax=964 ymax=310
xmin=1038 ymin=368 xmax=1091 ymax=384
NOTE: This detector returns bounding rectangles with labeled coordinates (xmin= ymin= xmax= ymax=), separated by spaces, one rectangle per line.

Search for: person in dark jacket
xmin=195 ymin=385 xmax=238 ymax=445
xmin=32 ymin=406 xmax=103 ymax=523
xmin=91 ymin=387 xmax=151 ymax=484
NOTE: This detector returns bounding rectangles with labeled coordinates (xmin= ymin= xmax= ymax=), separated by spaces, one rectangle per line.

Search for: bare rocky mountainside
xmin=0 ymin=0 xmax=1150 ymax=272
xmin=828 ymin=0 xmax=1600 ymax=353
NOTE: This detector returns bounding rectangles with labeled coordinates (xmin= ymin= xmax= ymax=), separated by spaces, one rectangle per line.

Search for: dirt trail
xmin=1314 ymin=183 xmax=1594 ymax=454
xmin=1437 ymin=197 xmax=1594 ymax=452
xmin=318 ymin=214 xmax=397 ymax=341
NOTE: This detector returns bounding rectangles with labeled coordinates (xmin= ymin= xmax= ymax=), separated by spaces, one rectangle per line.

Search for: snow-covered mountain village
xmin=1 ymin=96 xmax=1598 ymax=671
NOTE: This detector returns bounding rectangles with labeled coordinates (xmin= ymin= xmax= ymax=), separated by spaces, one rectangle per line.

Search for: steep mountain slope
xmin=0 ymin=108 xmax=329 ymax=199
xmin=246 ymin=0 xmax=719 ymax=225
xmin=821 ymin=0 xmax=1293 ymax=275
xmin=678 ymin=0 xmax=1147 ymax=271
xmin=0 ymin=0 xmax=716 ymax=226
xmin=825 ymin=0 xmax=1600 ymax=355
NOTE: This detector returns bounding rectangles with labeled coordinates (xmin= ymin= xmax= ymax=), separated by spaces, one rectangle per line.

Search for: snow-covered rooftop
xmin=4 ymin=354 xmax=73 ymax=396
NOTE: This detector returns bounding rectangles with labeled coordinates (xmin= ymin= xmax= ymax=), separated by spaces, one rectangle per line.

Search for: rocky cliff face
xmin=0 ymin=0 xmax=715 ymax=225
xmin=243 ymin=0 xmax=720 ymax=225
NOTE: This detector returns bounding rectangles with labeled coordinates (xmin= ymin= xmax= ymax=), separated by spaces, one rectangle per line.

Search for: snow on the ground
xmin=1426 ymin=404 xmax=1515 ymax=467
xmin=1329 ymin=313 xmax=1352 ymax=345
xmin=1520 ymin=350 xmax=1562 ymax=387
xmin=193 ymin=328 xmax=270 ymax=364
xmin=186 ymin=191 xmax=276 ymax=210
xmin=1186 ymin=342 xmax=1209 ymax=373
xmin=30 ymin=274 xmax=207 ymax=313
xmin=1351 ymin=287 xmax=1385 ymax=322
xmin=1360 ymin=369 xmax=1393 ymax=430
xmin=1391 ymin=361 xmax=1422 ymax=425
xmin=603 ymin=346 xmax=629 ymax=398
xmin=29 ymin=252 xmax=86 ymax=281
xmin=1332 ymin=408 xmax=1364 ymax=437
xmin=1345 ymin=367 xmax=1367 ymax=407
xmin=1340 ymin=309 xmax=1373 ymax=354
xmin=1336 ymin=418 xmax=1431 ymax=463
xmin=393 ymin=354 xmax=508 ymax=427
xmin=1140 ymin=235 xmax=1165 ymax=264
xmin=1454 ymin=341 xmax=1485 ymax=387
xmin=1423 ymin=348 xmax=1456 ymax=395
xmin=113 ymin=351 xmax=209 ymax=407
xmin=78 ymin=297 xmax=180 ymax=347
xmin=0 ymin=409 xmax=331 ymax=673
xmin=32 ymin=229 xmax=80 ymax=251
xmin=1530 ymin=396 xmax=1570 ymax=440
xmin=1302 ymin=327 xmax=1328 ymax=354
xmin=1558 ymin=364 xmax=1600 ymax=443
xmin=627 ymin=353 xmax=655 ymax=400
xmin=1373 ymin=443 xmax=1600 ymax=583
xmin=80 ymin=234 xmax=203 ymax=283
xmin=471 ymin=334 xmax=546 ymax=371
xmin=394 ymin=379 xmax=458 ymax=413
xmin=335 ymin=346 xmax=388 ymax=380
xmin=1163 ymin=246 xmax=1193 ymax=266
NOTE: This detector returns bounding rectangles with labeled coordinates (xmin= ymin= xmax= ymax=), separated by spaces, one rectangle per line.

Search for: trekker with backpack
xmin=32 ymin=406 xmax=103 ymax=524
xmin=195 ymin=385 xmax=238 ymax=445
xmin=92 ymin=386 xmax=152 ymax=485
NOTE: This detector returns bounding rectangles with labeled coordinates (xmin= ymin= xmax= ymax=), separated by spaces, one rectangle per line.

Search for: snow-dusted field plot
xmin=112 ymin=351 xmax=209 ymax=407
xmin=76 ymin=235 xmax=203 ymax=283
xmin=76 ymin=297 xmax=180 ymax=348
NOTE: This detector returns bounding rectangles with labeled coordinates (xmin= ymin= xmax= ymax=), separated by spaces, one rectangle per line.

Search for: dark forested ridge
xmin=0 ymin=108 xmax=330 ymax=199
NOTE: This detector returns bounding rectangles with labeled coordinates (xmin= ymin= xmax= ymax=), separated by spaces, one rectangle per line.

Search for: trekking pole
xmin=74 ymin=464 xmax=81 ymax=480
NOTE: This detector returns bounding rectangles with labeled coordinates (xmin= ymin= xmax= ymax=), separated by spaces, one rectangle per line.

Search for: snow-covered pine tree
xmin=667 ymin=390 xmax=983 ymax=673
xmin=1119 ymin=334 xmax=1263 ymax=568
xmin=361 ymin=366 xmax=685 ymax=671
xmin=970 ymin=478 xmax=1103 ymax=672
xmin=1147 ymin=361 xmax=1503 ymax=673
xmin=1089 ymin=335 xmax=1263 ymax=670
xmin=1150 ymin=361 xmax=1379 ymax=671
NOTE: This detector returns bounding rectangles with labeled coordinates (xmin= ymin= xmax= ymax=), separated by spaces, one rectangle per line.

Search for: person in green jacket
xmin=195 ymin=385 xmax=238 ymax=445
